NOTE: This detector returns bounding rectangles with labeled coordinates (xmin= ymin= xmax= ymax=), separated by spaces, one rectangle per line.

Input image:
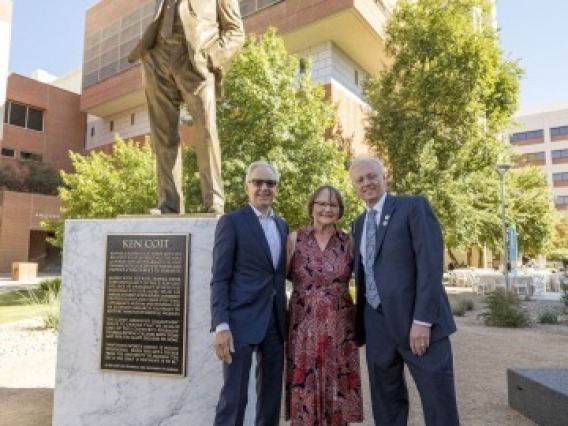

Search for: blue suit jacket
xmin=210 ymin=204 xmax=289 ymax=344
xmin=352 ymin=194 xmax=456 ymax=347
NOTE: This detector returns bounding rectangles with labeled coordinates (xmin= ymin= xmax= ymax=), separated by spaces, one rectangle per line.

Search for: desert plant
xmin=451 ymin=301 xmax=467 ymax=317
xmin=21 ymin=288 xmax=60 ymax=330
xmin=451 ymin=298 xmax=475 ymax=317
xmin=482 ymin=289 xmax=529 ymax=328
xmin=39 ymin=278 xmax=61 ymax=295
xmin=538 ymin=311 xmax=558 ymax=324
xmin=560 ymin=275 xmax=568 ymax=308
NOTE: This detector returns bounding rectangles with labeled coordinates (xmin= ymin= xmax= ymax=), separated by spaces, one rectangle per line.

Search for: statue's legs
xmin=179 ymin=78 xmax=224 ymax=214
xmin=142 ymin=40 xmax=186 ymax=214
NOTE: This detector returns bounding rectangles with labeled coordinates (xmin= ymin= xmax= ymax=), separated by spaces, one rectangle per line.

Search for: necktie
xmin=160 ymin=0 xmax=176 ymax=39
xmin=365 ymin=209 xmax=380 ymax=308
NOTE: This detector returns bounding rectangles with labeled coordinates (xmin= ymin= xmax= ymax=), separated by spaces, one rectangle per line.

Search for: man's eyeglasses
xmin=249 ymin=179 xmax=278 ymax=189
xmin=313 ymin=201 xmax=339 ymax=209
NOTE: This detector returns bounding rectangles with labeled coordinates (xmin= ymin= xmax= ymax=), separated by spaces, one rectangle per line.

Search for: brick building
xmin=80 ymin=0 xmax=394 ymax=154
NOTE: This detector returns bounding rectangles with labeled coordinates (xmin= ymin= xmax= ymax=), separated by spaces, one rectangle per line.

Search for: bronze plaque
xmin=100 ymin=233 xmax=189 ymax=375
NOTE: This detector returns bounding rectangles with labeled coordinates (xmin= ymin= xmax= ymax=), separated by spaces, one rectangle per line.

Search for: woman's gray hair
xmin=245 ymin=161 xmax=280 ymax=183
xmin=349 ymin=157 xmax=384 ymax=175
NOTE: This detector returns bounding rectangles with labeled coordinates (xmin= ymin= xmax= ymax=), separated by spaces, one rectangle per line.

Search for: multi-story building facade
xmin=507 ymin=102 xmax=568 ymax=215
xmin=0 ymin=72 xmax=87 ymax=273
xmin=80 ymin=0 xmax=395 ymax=154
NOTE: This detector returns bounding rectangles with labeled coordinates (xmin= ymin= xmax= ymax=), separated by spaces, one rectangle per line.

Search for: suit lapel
xmin=243 ymin=205 xmax=274 ymax=268
xmin=375 ymin=194 xmax=396 ymax=259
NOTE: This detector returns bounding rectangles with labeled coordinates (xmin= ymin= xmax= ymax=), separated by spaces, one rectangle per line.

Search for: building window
xmin=20 ymin=151 xmax=43 ymax=162
xmin=110 ymin=120 xmax=114 ymax=131
xmin=509 ymin=129 xmax=544 ymax=143
xmin=552 ymin=149 xmax=568 ymax=159
xmin=131 ymin=113 xmax=135 ymax=125
xmin=556 ymin=195 xmax=568 ymax=206
xmin=91 ymin=127 xmax=95 ymax=137
xmin=1 ymin=148 xmax=15 ymax=157
xmin=552 ymin=172 xmax=568 ymax=186
xmin=298 ymin=58 xmax=307 ymax=75
xmin=3 ymin=101 xmax=44 ymax=131
xmin=521 ymin=152 xmax=545 ymax=162
xmin=550 ymin=126 xmax=568 ymax=137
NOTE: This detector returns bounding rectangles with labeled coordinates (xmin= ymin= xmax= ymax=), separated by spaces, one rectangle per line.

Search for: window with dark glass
xmin=1 ymin=148 xmax=15 ymax=157
xmin=110 ymin=120 xmax=114 ymax=131
xmin=4 ymin=101 xmax=44 ymax=131
xmin=556 ymin=196 xmax=568 ymax=205
xmin=20 ymin=151 xmax=43 ymax=162
xmin=510 ymin=129 xmax=544 ymax=142
xmin=27 ymin=107 xmax=43 ymax=131
xmin=550 ymin=126 xmax=568 ymax=136
xmin=552 ymin=172 xmax=568 ymax=182
xmin=9 ymin=103 xmax=26 ymax=127
xmin=552 ymin=149 xmax=568 ymax=159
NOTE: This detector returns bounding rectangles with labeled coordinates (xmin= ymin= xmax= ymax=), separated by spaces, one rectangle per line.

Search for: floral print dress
xmin=285 ymin=227 xmax=363 ymax=426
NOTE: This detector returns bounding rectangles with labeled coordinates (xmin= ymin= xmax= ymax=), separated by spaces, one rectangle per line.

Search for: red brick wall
xmin=3 ymin=73 xmax=87 ymax=173
xmin=0 ymin=191 xmax=61 ymax=273
xmin=244 ymin=0 xmax=353 ymax=35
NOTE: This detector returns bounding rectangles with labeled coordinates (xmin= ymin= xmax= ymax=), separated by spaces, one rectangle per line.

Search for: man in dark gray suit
xmin=349 ymin=157 xmax=459 ymax=426
xmin=129 ymin=0 xmax=245 ymax=214
xmin=210 ymin=161 xmax=289 ymax=426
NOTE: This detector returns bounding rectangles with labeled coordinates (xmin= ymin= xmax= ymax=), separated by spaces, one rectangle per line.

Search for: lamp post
xmin=495 ymin=163 xmax=511 ymax=291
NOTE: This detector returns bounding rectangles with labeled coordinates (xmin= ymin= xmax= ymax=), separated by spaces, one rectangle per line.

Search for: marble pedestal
xmin=53 ymin=217 xmax=255 ymax=425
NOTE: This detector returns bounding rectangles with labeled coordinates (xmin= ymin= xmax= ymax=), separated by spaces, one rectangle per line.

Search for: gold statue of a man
xmin=129 ymin=0 xmax=245 ymax=214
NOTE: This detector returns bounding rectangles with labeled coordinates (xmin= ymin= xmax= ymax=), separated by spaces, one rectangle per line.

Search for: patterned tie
xmin=160 ymin=0 xmax=177 ymax=39
xmin=365 ymin=209 xmax=380 ymax=308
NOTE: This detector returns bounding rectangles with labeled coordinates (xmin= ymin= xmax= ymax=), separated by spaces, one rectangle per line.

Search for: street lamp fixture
xmin=495 ymin=163 xmax=511 ymax=291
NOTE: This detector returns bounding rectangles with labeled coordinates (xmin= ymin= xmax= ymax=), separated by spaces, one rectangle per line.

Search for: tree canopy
xmin=365 ymin=0 xmax=554 ymax=254
xmin=186 ymin=28 xmax=358 ymax=228
xmin=43 ymin=138 xmax=156 ymax=247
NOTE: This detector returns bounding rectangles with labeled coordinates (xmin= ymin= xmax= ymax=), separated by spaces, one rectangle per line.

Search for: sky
xmin=6 ymin=0 xmax=568 ymax=111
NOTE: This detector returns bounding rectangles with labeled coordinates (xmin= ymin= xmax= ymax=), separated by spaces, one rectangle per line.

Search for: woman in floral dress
xmin=285 ymin=185 xmax=363 ymax=426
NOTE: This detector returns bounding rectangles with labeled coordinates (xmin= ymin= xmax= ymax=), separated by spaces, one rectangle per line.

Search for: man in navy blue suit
xmin=349 ymin=157 xmax=459 ymax=426
xmin=211 ymin=161 xmax=288 ymax=426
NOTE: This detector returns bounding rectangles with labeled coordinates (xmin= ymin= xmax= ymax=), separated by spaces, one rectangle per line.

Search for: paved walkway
xmin=0 ymin=274 xmax=60 ymax=293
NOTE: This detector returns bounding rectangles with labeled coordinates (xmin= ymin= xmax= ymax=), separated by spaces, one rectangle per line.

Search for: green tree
xmin=43 ymin=137 xmax=156 ymax=247
xmin=365 ymin=0 xmax=552 ymax=254
xmin=185 ymin=28 xmax=358 ymax=228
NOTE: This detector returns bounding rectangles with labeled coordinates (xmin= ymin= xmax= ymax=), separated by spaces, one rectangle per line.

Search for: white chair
xmin=530 ymin=274 xmax=546 ymax=296
xmin=512 ymin=275 xmax=530 ymax=296
xmin=471 ymin=273 xmax=487 ymax=294
xmin=454 ymin=270 xmax=472 ymax=287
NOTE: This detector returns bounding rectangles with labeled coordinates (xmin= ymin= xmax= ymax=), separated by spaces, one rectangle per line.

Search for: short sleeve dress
xmin=285 ymin=226 xmax=363 ymax=426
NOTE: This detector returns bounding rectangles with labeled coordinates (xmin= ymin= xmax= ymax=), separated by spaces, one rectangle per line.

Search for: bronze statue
xmin=129 ymin=0 xmax=245 ymax=214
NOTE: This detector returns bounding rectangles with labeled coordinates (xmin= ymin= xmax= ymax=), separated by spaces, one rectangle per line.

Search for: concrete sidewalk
xmin=0 ymin=274 xmax=60 ymax=293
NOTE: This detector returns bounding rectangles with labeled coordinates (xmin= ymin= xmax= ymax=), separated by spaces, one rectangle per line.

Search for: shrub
xmin=451 ymin=299 xmax=474 ymax=317
xmin=451 ymin=302 xmax=467 ymax=317
xmin=560 ymin=275 xmax=568 ymax=308
xmin=482 ymin=289 xmax=529 ymax=328
xmin=39 ymin=278 xmax=61 ymax=295
xmin=21 ymin=288 xmax=60 ymax=330
xmin=538 ymin=311 xmax=558 ymax=324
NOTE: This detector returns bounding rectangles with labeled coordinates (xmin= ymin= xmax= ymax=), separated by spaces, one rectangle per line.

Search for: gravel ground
xmin=0 ymin=295 xmax=567 ymax=426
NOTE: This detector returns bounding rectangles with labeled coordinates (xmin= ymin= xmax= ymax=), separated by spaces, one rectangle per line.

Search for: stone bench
xmin=508 ymin=368 xmax=568 ymax=426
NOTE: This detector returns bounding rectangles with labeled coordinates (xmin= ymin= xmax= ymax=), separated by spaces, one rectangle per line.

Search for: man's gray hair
xmin=245 ymin=161 xmax=280 ymax=183
xmin=349 ymin=157 xmax=384 ymax=174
